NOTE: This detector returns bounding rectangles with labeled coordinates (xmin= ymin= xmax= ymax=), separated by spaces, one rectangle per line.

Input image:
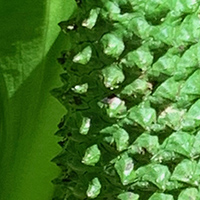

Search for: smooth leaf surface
xmin=0 ymin=0 xmax=76 ymax=200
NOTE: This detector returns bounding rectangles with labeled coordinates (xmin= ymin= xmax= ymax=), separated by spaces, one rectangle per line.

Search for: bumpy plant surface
xmin=52 ymin=0 xmax=200 ymax=199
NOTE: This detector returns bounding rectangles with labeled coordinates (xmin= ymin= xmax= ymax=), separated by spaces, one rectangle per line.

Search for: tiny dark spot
xmin=73 ymin=96 xmax=82 ymax=105
xmin=62 ymin=178 xmax=71 ymax=182
xmin=75 ymin=0 xmax=82 ymax=6
xmin=57 ymin=119 xmax=65 ymax=128
xmin=57 ymin=57 xmax=66 ymax=65
xmin=101 ymin=94 xmax=117 ymax=104
xmin=67 ymin=132 xmax=72 ymax=137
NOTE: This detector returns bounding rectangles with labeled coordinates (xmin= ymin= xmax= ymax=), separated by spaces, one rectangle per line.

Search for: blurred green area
xmin=0 ymin=0 xmax=76 ymax=199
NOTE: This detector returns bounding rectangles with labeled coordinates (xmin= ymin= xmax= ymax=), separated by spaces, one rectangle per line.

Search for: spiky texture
xmin=52 ymin=0 xmax=200 ymax=199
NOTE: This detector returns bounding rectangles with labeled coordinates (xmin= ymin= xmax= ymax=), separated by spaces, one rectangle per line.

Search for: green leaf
xmin=101 ymin=0 xmax=121 ymax=20
xmin=191 ymin=131 xmax=200 ymax=157
xmin=117 ymin=192 xmax=139 ymax=200
xmin=151 ymin=150 xmax=176 ymax=163
xmin=102 ymin=64 xmax=125 ymax=90
xmin=114 ymin=153 xmax=136 ymax=185
xmin=149 ymin=51 xmax=180 ymax=77
xmin=82 ymin=8 xmax=101 ymax=29
xmin=72 ymin=46 xmax=92 ymax=64
xmin=177 ymin=188 xmax=198 ymax=200
xmin=174 ymin=43 xmax=199 ymax=80
xmin=151 ymin=77 xmax=183 ymax=104
xmin=121 ymin=78 xmax=151 ymax=96
xmin=149 ymin=193 xmax=174 ymax=200
xmin=185 ymin=99 xmax=200 ymax=120
xmin=171 ymin=159 xmax=200 ymax=186
xmin=127 ymin=101 xmax=156 ymax=130
xmin=176 ymin=12 xmax=200 ymax=45
xmin=150 ymin=8 xmax=200 ymax=47
xmin=171 ymin=0 xmax=199 ymax=14
xmin=128 ymin=12 xmax=151 ymax=39
xmin=150 ymin=23 xmax=175 ymax=46
xmin=181 ymin=99 xmax=200 ymax=130
xmin=105 ymin=97 xmax=127 ymax=118
xmin=101 ymin=33 xmax=125 ymax=58
xmin=178 ymin=69 xmax=200 ymax=106
xmin=136 ymin=164 xmax=171 ymax=190
xmin=143 ymin=0 xmax=169 ymax=18
xmin=80 ymin=117 xmax=91 ymax=135
xmin=86 ymin=177 xmax=101 ymax=199
xmin=100 ymin=124 xmax=129 ymax=151
xmin=72 ymin=83 xmax=89 ymax=94
xmin=180 ymin=69 xmax=200 ymax=95
xmin=157 ymin=105 xmax=186 ymax=130
xmin=129 ymin=133 xmax=159 ymax=155
xmin=121 ymin=46 xmax=153 ymax=70
xmin=0 ymin=0 xmax=76 ymax=200
xmin=82 ymin=144 xmax=101 ymax=166
xmin=161 ymin=131 xmax=194 ymax=158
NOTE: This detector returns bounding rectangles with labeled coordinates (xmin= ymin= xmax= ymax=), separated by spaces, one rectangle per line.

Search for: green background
xmin=0 ymin=0 xmax=76 ymax=199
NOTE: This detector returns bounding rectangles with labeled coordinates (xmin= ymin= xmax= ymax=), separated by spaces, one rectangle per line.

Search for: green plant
xmin=52 ymin=0 xmax=200 ymax=199
xmin=0 ymin=0 xmax=76 ymax=200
